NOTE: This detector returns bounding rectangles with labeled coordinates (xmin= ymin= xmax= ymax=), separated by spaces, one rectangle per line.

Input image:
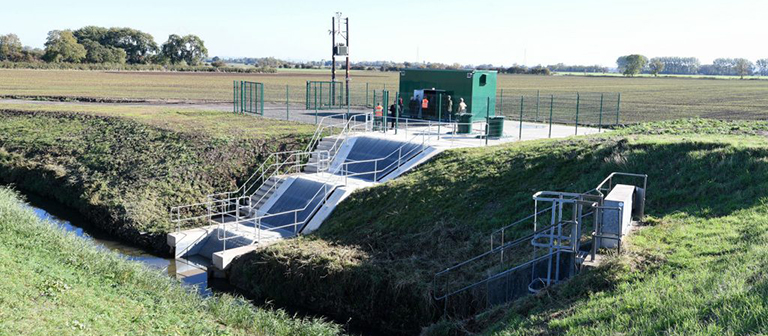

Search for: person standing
xmin=446 ymin=95 xmax=453 ymax=121
xmin=458 ymin=97 xmax=467 ymax=114
xmin=375 ymin=103 xmax=384 ymax=130
xmin=421 ymin=96 xmax=429 ymax=118
xmin=388 ymin=103 xmax=397 ymax=129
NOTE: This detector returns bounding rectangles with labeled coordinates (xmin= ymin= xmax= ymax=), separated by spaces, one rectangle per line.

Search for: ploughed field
xmin=2 ymin=69 xmax=768 ymax=123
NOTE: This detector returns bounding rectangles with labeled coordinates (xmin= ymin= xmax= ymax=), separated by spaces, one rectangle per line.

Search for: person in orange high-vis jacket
xmin=421 ymin=97 xmax=429 ymax=109
xmin=374 ymin=103 xmax=384 ymax=130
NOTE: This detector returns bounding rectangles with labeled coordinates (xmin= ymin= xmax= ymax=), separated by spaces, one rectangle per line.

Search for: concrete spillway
xmin=168 ymin=134 xmax=436 ymax=271
xmin=339 ymin=137 xmax=424 ymax=182
xmin=258 ymin=177 xmax=337 ymax=233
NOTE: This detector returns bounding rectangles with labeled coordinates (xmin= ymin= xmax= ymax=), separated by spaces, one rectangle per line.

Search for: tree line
xmin=617 ymin=55 xmax=768 ymax=78
xmin=0 ymin=26 xmax=209 ymax=66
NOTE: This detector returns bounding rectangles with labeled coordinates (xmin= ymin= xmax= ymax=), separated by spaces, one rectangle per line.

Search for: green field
xmin=2 ymin=69 xmax=768 ymax=123
xmin=0 ymin=187 xmax=342 ymax=336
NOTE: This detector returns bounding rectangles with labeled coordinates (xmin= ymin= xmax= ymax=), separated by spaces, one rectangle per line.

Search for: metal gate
xmin=234 ymin=81 xmax=264 ymax=115
xmin=306 ymin=81 xmax=345 ymax=110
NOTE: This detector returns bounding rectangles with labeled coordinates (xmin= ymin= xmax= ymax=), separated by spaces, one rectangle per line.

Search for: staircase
xmin=250 ymin=176 xmax=285 ymax=211
xmin=169 ymin=113 xmax=446 ymax=270
xmin=304 ymin=136 xmax=341 ymax=173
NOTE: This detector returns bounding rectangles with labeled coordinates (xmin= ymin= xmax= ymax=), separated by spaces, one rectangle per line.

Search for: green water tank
xmin=457 ymin=113 xmax=473 ymax=134
xmin=487 ymin=116 xmax=505 ymax=138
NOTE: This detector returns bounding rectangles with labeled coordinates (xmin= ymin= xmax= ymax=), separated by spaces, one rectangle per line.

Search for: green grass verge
xmin=0 ymin=108 xmax=314 ymax=251
xmin=0 ymin=186 xmax=342 ymax=336
xmin=229 ymin=119 xmax=768 ymax=334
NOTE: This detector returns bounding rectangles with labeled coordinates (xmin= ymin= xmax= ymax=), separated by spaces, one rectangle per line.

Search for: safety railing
xmin=432 ymin=172 xmax=648 ymax=315
xmin=214 ymin=117 xmax=443 ymax=251
xmin=433 ymin=218 xmax=578 ymax=306
xmin=170 ymin=112 xmax=372 ymax=232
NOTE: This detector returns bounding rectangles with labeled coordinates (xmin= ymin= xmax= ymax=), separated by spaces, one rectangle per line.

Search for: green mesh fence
xmin=497 ymin=92 xmax=621 ymax=128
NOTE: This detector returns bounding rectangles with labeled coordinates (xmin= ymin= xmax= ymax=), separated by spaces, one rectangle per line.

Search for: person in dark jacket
xmin=388 ymin=104 xmax=397 ymax=129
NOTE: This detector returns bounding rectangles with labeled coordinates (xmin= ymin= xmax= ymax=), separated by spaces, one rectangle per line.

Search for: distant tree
xmin=648 ymin=57 xmax=699 ymax=74
xmin=211 ymin=59 xmax=226 ymax=68
xmin=43 ymin=30 xmax=86 ymax=63
xmin=734 ymin=58 xmax=755 ymax=79
xmin=757 ymin=59 xmax=768 ymax=76
xmin=19 ymin=46 xmax=43 ymax=62
xmin=0 ymin=34 xmax=23 ymax=61
xmin=103 ymin=28 xmax=158 ymax=64
xmin=649 ymin=58 xmax=665 ymax=76
xmin=617 ymin=54 xmax=648 ymax=77
xmin=160 ymin=34 xmax=208 ymax=65
xmin=546 ymin=63 xmax=608 ymax=73
xmin=79 ymin=40 xmax=126 ymax=63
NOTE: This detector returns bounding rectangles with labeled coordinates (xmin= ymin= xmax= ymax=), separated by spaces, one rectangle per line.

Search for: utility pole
xmin=345 ymin=17 xmax=350 ymax=107
xmin=330 ymin=12 xmax=349 ymax=106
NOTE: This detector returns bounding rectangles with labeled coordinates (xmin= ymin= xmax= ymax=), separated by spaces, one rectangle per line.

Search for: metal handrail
xmin=433 ymin=219 xmax=575 ymax=301
xmin=216 ymin=118 xmax=440 ymax=250
xmin=337 ymin=119 xmax=441 ymax=181
xmin=170 ymin=112 xmax=372 ymax=232
xmin=433 ymin=172 xmax=648 ymax=307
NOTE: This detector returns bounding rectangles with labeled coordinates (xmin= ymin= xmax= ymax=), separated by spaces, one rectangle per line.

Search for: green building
xmin=397 ymin=69 xmax=497 ymax=122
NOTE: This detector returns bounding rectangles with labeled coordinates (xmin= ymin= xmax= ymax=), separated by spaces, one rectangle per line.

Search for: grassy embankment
xmin=3 ymin=69 xmax=768 ymax=122
xmin=0 ymin=187 xmax=342 ymax=336
xmin=0 ymin=104 xmax=315 ymax=252
xmin=228 ymin=119 xmax=768 ymax=334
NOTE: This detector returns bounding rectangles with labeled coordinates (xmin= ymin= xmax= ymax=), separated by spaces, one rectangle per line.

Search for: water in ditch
xmin=22 ymin=192 xmax=223 ymax=296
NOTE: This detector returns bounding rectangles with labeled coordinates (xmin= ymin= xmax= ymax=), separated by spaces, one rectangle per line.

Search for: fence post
xmin=519 ymin=96 xmax=523 ymax=140
xmin=599 ymin=93 xmax=604 ymax=132
xmin=384 ymin=90 xmax=389 ymax=133
xmin=616 ymin=92 xmax=621 ymax=125
xmin=241 ymin=81 xmax=245 ymax=114
xmin=233 ymin=81 xmax=237 ymax=113
xmin=486 ymin=97 xmax=490 ymax=146
xmin=260 ymin=83 xmax=264 ymax=116
xmin=286 ymin=85 xmax=290 ymax=120
xmin=574 ymin=93 xmax=580 ymax=136
xmin=549 ymin=95 xmax=554 ymax=138
xmin=395 ymin=92 xmax=400 ymax=135
xmin=306 ymin=81 xmax=310 ymax=110
xmin=314 ymin=87 xmax=318 ymax=124
xmin=438 ymin=93 xmax=442 ymax=140
xmin=536 ymin=90 xmax=540 ymax=122
xmin=500 ymin=89 xmax=504 ymax=115
xmin=366 ymin=83 xmax=369 ymax=107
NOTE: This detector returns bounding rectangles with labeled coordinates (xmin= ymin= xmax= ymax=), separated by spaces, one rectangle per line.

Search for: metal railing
xmin=212 ymin=117 xmax=453 ymax=251
xmin=432 ymin=172 xmax=648 ymax=314
xmin=169 ymin=112 xmax=372 ymax=232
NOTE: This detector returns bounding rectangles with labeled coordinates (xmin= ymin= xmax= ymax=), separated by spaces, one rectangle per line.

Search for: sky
xmin=2 ymin=0 xmax=766 ymax=67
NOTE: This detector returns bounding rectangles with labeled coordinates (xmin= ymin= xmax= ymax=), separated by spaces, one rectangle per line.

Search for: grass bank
xmin=0 ymin=187 xmax=342 ymax=336
xmin=0 ymin=107 xmax=315 ymax=252
xmin=228 ymin=119 xmax=768 ymax=334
